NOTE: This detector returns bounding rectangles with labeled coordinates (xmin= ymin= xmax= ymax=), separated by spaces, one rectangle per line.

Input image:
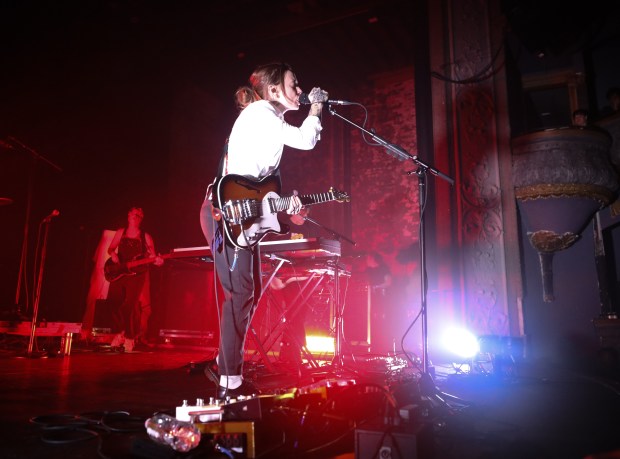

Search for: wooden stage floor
xmin=1 ymin=336 xmax=620 ymax=459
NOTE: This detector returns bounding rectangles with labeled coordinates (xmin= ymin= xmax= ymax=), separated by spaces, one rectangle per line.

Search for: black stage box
xmin=153 ymin=260 xmax=221 ymax=345
xmin=355 ymin=422 xmax=433 ymax=459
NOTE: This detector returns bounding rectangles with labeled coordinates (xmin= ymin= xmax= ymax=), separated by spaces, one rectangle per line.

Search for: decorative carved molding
xmin=528 ymin=230 xmax=580 ymax=253
xmin=451 ymin=1 xmax=508 ymax=336
xmin=515 ymin=183 xmax=616 ymax=206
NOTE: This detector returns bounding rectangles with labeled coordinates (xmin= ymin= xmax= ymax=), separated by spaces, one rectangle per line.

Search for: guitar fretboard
xmin=272 ymin=191 xmax=340 ymax=212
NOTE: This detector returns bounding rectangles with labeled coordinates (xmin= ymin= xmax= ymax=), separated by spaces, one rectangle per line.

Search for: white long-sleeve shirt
xmin=225 ymin=100 xmax=322 ymax=179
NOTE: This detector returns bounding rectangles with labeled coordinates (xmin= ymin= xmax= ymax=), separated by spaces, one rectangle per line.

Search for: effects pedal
xmin=176 ymin=398 xmax=223 ymax=423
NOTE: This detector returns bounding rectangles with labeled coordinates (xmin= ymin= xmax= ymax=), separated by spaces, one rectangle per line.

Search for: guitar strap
xmin=140 ymin=230 xmax=148 ymax=258
xmin=125 ymin=227 xmax=148 ymax=258
xmin=217 ymin=139 xmax=229 ymax=177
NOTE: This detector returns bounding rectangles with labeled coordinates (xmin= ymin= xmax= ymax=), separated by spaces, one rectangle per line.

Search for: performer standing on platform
xmin=200 ymin=62 xmax=326 ymax=399
xmin=107 ymin=207 xmax=163 ymax=352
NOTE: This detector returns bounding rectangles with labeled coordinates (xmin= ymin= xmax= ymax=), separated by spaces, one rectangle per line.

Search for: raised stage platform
xmin=0 ymin=321 xmax=82 ymax=355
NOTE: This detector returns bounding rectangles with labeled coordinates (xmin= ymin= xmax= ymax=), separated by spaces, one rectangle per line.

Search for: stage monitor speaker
xmin=155 ymin=261 xmax=220 ymax=339
xmin=93 ymin=299 xmax=115 ymax=330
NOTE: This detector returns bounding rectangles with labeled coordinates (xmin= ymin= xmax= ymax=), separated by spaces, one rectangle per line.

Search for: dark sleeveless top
xmin=117 ymin=229 xmax=146 ymax=263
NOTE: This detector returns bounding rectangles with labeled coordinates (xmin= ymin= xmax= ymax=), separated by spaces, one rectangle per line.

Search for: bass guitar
xmin=212 ymin=174 xmax=349 ymax=249
xmin=104 ymin=254 xmax=173 ymax=282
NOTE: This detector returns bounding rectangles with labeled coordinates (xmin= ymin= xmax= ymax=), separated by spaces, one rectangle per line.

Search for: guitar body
xmin=104 ymin=254 xmax=172 ymax=282
xmin=104 ymin=257 xmax=145 ymax=282
xmin=214 ymin=174 xmax=289 ymax=249
xmin=213 ymin=173 xmax=350 ymax=250
xmin=241 ymin=190 xmax=290 ymax=242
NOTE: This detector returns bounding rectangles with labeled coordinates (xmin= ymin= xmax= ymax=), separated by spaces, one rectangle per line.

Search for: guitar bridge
xmin=222 ymin=199 xmax=259 ymax=224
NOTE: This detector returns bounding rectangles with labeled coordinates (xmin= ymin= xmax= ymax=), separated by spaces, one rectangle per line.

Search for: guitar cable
xmin=229 ymin=248 xmax=239 ymax=272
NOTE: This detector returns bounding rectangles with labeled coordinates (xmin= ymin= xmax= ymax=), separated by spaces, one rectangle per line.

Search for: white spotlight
xmin=441 ymin=327 xmax=480 ymax=359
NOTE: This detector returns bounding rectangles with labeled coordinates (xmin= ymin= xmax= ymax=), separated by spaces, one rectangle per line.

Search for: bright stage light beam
xmin=441 ymin=327 xmax=480 ymax=359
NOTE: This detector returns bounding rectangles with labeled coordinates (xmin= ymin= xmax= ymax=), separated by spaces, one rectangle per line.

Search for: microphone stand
xmin=26 ymin=214 xmax=57 ymax=357
xmin=7 ymin=136 xmax=62 ymax=321
xmin=327 ymin=106 xmax=466 ymax=409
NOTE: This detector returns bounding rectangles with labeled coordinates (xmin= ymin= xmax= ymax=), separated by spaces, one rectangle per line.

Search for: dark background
xmin=0 ymin=0 xmax=415 ymax=322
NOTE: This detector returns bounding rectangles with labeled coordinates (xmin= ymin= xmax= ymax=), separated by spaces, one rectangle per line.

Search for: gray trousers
xmin=200 ymin=198 xmax=262 ymax=377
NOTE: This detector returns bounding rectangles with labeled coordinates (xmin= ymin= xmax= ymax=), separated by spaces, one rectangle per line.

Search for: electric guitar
xmin=104 ymin=254 xmax=172 ymax=282
xmin=212 ymin=174 xmax=350 ymax=249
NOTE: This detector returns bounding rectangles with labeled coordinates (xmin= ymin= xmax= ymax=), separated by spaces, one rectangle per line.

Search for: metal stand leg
xmin=331 ymin=261 xmax=345 ymax=369
xmin=247 ymin=326 xmax=276 ymax=372
xmin=249 ymin=273 xmax=325 ymax=369
xmin=27 ymin=216 xmax=55 ymax=358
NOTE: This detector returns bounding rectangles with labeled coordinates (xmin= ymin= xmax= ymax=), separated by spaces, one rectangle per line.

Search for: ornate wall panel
xmin=348 ymin=73 xmax=418 ymax=259
xmin=429 ymin=0 xmax=520 ymax=337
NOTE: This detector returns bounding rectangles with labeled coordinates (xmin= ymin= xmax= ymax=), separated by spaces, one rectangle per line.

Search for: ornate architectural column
xmin=427 ymin=0 xmax=523 ymax=337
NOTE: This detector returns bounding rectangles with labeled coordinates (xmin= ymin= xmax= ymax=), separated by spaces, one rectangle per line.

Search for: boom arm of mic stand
xmin=327 ymin=107 xmax=454 ymax=186
xmin=7 ymin=136 xmax=63 ymax=173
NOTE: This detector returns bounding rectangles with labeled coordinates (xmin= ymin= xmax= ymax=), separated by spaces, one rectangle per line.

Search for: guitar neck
xmin=275 ymin=192 xmax=338 ymax=212
xmin=126 ymin=253 xmax=171 ymax=269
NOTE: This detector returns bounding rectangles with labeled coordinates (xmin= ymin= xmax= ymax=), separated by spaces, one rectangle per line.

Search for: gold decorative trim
xmin=515 ymin=183 xmax=615 ymax=205
xmin=528 ymin=230 xmax=580 ymax=253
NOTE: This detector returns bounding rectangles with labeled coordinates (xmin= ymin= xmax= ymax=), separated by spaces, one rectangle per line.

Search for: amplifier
xmin=154 ymin=262 xmax=221 ymax=344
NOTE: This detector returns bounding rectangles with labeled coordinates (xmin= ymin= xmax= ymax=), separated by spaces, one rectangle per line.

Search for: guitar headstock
xmin=329 ymin=187 xmax=350 ymax=203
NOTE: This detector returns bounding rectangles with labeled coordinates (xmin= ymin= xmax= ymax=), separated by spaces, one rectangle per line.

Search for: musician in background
xmin=107 ymin=207 xmax=163 ymax=352
xmin=200 ymin=62 xmax=325 ymax=400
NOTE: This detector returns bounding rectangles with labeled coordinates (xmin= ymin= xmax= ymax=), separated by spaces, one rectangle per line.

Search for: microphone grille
xmin=299 ymin=93 xmax=311 ymax=104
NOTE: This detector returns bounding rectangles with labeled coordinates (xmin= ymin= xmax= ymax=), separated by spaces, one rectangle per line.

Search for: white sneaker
xmin=124 ymin=338 xmax=134 ymax=352
xmin=110 ymin=333 xmax=125 ymax=348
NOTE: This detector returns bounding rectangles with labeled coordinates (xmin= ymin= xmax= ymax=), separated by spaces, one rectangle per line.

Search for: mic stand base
xmin=23 ymin=351 xmax=48 ymax=359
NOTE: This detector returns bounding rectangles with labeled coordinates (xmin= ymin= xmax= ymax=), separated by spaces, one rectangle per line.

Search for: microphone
xmin=43 ymin=209 xmax=60 ymax=223
xmin=299 ymin=93 xmax=356 ymax=106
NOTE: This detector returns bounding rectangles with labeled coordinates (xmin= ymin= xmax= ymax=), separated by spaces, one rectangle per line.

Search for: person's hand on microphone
xmin=308 ymin=87 xmax=328 ymax=103
xmin=307 ymin=87 xmax=328 ymax=116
